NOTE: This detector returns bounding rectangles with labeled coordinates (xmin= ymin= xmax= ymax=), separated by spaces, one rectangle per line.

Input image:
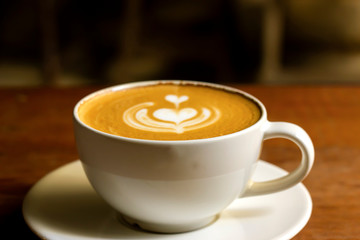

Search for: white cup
xmin=73 ymin=80 xmax=314 ymax=233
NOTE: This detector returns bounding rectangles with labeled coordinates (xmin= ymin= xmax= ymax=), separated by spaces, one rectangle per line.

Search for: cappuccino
xmin=73 ymin=80 xmax=314 ymax=233
xmin=78 ymin=82 xmax=261 ymax=140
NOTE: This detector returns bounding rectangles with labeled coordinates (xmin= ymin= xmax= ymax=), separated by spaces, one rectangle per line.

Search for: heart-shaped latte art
xmin=153 ymin=108 xmax=197 ymax=124
xmin=165 ymin=95 xmax=189 ymax=106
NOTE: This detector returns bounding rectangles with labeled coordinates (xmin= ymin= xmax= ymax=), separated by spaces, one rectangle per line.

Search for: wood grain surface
xmin=1 ymin=85 xmax=359 ymax=239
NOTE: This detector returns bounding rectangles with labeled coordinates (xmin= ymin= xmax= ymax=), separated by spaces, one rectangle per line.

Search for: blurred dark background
xmin=1 ymin=0 xmax=360 ymax=87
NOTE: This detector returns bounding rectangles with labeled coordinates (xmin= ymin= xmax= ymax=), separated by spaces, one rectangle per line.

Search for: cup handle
xmin=243 ymin=121 xmax=314 ymax=197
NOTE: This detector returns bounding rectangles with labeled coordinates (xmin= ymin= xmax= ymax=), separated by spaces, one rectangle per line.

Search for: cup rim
xmin=73 ymin=80 xmax=267 ymax=144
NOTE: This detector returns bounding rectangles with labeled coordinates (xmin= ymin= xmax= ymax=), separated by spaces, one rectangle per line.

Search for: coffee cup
xmin=73 ymin=80 xmax=314 ymax=233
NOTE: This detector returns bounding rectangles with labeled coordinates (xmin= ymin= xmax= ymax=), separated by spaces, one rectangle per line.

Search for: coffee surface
xmin=78 ymin=83 xmax=261 ymax=140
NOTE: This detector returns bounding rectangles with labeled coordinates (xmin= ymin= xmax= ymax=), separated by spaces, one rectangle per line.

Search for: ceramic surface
xmin=23 ymin=160 xmax=312 ymax=240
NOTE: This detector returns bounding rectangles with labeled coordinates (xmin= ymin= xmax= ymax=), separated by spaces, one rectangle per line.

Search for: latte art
xmin=123 ymin=95 xmax=220 ymax=134
xmin=78 ymin=83 xmax=261 ymax=140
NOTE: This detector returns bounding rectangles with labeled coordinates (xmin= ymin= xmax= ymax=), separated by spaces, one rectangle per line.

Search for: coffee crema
xmin=78 ymin=83 xmax=261 ymax=140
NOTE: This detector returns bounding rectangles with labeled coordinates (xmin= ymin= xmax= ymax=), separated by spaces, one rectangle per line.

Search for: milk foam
xmin=123 ymin=94 xmax=220 ymax=134
xmin=78 ymin=83 xmax=261 ymax=140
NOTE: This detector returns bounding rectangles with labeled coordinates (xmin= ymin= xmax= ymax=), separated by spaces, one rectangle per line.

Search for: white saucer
xmin=23 ymin=160 xmax=312 ymax=240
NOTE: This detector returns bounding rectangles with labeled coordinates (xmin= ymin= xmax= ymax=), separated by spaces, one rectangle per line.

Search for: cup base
xmin=117 ymin=213 xmax=219 ymax=233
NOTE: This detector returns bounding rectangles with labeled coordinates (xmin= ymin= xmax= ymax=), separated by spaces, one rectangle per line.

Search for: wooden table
xmin=1 ymin=85 xmax=359 ymax=239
